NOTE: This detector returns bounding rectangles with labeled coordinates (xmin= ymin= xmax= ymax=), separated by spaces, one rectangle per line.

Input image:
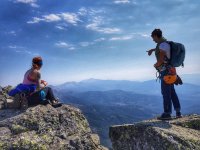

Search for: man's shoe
xmin=176 ymin=112 xmax=182 ymax=118
xmin=157 ymin=113 xmax=172 ymax=120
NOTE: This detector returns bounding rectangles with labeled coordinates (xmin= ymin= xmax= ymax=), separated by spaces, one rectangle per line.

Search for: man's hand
xmin=154 ymin=62 xmax=163 ymax=69
xmin=146 ymin=49 xmax=155 ymax=56
xmin=154 ymin=63 xmax=158 ymax=68
xmin=154 ymin=63 xmax=160 ymax=71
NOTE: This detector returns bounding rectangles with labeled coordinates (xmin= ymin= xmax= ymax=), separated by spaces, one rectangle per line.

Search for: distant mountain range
xmin=52 ymin=75 xmax=200 ymax=97
xmin=51 ymin=75 xmax=200 ymax=148
xmin=181 ymin=74 xmax=200 ymax=85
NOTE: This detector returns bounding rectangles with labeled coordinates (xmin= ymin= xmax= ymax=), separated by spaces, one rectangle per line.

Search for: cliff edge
xmin=0 ymin=86 xmax=107 ymax=150
xmin=109 ymin=115 xmax=200 ymax=150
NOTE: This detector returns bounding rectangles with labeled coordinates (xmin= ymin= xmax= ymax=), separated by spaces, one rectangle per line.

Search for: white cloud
xmin=79 ymin=42 xmax=93 ymax=47
xmin=9 ymin=31 xmax=16 ymax=35
xmin=131 ymin=32 xmax=150 ymax=38
xmin=98 ymin=28 xmax=121 ymax=34
xmin=108 ymin=33 xmax=149 ymax=41
xmin=43 ymin=14 xmax=61 ymax=22
xmin=15 ymin=0 xmax=39 ymax=8
xmin=30 ymin=3 xmax=39 ymax=7
xmin=114 ymin=0 xmax=130 ymax=4
xmin=113 ymin=0 xmax=138 ymax=5
xmin=15 ymin=50 xmax=39 ymax=56
xmin=8 ymin=45 xmax=17 ymax=49
xmin=8 ymin=45 xmax=39 ymax=55
xmin=8 ymin=45 xmax=24 ymax=49
xmin=78 ymin=7 xmax=88 ymax=16
xmin=86 ymin=16 xmax=103 ymax=29
xmin=55 ymin=42 xmax=70 ymax=48
xmin=55 ymin=23 xmax=68 ymax=30
xmin=27 ymin=13 xmax=80 ymax=25
xmin=94 ymin=38 xmax=106 ymax=42
xmin=27 ymin=14 xmax=61 ymax=24
xmin=15 ymin=50 xmax=30 ymax=54
xmin=110 ymin=35 xmax=133 ymax=41
xmin=55 ymin=26 xmax=66 ymax=30
xmin=15 ymin=0 xmax=36 ymax=4
xmin=60 ymin=13 xmax=80 ymax=25
xmin=5 ymin=30 xmax=17 ymax=36
xmin=86 ymin=16 xmax=121 ymax=34
xmin=79 ymin=38 xmax=106 ymax=47
xmin=27 ymin=17 xmax=43 ymax=24
xmin=140 ymin=34 xmax=150 ymax=38
xmin=68 ymin=47 xmax=75 ymax=50
xmin=55 ymin=41 xmax=75 ymax=50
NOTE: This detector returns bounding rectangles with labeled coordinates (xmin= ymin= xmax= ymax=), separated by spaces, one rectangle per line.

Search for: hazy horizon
xmin=1 ymin=0 xmax=200 ymax=86
xmin=1 ymin=73 xmax=200 ymax=87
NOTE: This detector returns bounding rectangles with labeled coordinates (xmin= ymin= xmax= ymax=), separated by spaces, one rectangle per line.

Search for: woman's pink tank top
xmin=23 ymin=69 xmax=37 ymax=85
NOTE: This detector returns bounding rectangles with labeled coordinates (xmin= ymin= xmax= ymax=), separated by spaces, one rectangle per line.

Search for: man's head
xmin=151 ymin=28 xmax=162 ymax=43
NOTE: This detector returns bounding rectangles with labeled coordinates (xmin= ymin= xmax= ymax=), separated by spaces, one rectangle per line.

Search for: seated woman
xmin=9 ymin=56 xmax=62 ymax=107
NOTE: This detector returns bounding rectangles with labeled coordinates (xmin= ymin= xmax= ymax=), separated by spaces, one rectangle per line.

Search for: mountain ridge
xmin=53 ymin=78 xmax=200 ymax=96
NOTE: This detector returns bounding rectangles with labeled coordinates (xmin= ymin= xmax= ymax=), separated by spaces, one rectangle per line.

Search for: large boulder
xmin=109 ymin=115 xmax=200 ymax=150
xmin=0 ymin=85 xmax=107 ymax=150
xmin=0 ymin=86 xmax=14 ymax=108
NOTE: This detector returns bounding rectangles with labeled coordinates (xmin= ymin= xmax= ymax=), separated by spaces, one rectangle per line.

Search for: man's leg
xmin=171 ymin=85 xmax=182 ymax=117
xmin=161 ymin=79 xmax=172 ymax=115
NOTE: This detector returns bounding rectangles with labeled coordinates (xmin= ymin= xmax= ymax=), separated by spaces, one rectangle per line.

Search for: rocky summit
xmin=0 ymin=86 xmax=107 ymax=150
xmin=109 ymin=115 xmax=200 ymax=150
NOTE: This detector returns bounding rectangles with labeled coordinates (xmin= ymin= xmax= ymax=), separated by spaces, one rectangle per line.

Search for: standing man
xmin=147 ymin=29 xmax=182 ymax=120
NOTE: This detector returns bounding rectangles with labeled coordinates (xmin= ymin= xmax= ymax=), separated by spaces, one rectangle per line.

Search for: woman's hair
xmin=32 ymin=56 xmax=43 ymax=69
xmin=151 ymin=28 xmax=162 ymax=38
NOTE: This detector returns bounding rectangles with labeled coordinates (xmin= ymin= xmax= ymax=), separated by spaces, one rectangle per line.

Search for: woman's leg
xmin=27 ymin=91 xmax=42 ymax=106
xmin=41 ymin=87 xmax=57 ymax=102
xmin=28 ymin=87 xmax=60 ymax=106
xmin=42 ymin=87 xmax=62 ymax=107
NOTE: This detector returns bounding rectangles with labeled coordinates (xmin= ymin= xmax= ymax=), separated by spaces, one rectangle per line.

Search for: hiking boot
xmin=51 ymin=99 xmax=62 ymax=108
xmin=176 ymin=112 xmax=182 ymax=118
xmin=157 ymin=113 xmax=172 ymax=120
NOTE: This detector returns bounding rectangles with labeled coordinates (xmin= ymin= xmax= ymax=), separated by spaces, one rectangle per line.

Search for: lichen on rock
xmin=109 ymin=115 xmax=200 ymax=150
xmin=0 ymin=86 xmax=107 ymax=150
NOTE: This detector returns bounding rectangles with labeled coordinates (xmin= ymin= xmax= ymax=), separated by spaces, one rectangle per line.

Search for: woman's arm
xmin=35 ymin=71 xmax=48 ymax=89
xmin=36 ymin=71 xmax=42 ymax=90
xmin=31 ymin=69 xmax=42 ymax=90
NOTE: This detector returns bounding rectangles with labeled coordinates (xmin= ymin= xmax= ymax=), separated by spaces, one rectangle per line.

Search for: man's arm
xmin=147 ymin=48 xmax=155 ymax=56
xmin=154 ymin=49 xmax=166 ymax=68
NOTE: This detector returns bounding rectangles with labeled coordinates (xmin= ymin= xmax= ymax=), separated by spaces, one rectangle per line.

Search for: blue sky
xmin=0 ymin=0 xmax=200 ymax=86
